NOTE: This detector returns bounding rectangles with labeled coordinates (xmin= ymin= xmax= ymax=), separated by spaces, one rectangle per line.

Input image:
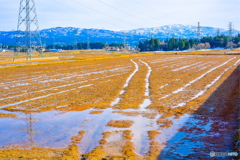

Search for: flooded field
xmin=0 ymin=54 xmax=239 ymax=159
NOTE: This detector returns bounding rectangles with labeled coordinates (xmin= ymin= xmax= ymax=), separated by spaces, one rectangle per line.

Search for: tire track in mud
xmin=111 ymin=59 xmax=139 ymax=107
xmin=104 ymin=59 xmax=158 ymax=155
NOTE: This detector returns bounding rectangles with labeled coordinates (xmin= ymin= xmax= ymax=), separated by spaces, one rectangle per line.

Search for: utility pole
xmin=197 ymin=22 xmax=201 ymax=50
xmin=217 ymin=28 xmax=220 ymax=36
xmin=228 ymin=22 xmax=233 ymax=50
xmin=87 ymin=37 xmax=91 ymax=50
xmin=53 ymin=37 xmax=55 ymax=49
xmin=124 ymin=31 xmax=126 ymax=53
xmin=149 ymin=31 xmax=151 ymax=40
xmin=74 ymin=28 xmax=77 ymax=51
xmin=14 ymin=0 xmax=43 ymax=61
xmin=43 ymin=34 xmax=46 ymax=49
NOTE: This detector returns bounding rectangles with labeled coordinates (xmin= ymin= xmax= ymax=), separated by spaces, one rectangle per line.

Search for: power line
xmin=98 ymin=0 xmax=129 ymax=16
xmin=50 ymin=0 xmax=126 ymax=29
xmin=98 ymin=0 xmax=159 ymax=27
xmin=131 ymin=0 xmax=186 ymax=21
xmin=113 ymin=0 xmax=162 ymax=25
xmin=69 ymin=0 xmax=138 ymax=27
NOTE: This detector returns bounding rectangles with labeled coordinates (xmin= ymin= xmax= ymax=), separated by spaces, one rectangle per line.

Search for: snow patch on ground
xmin=173 ymin=58 xmax=240 ymax=108
xmin=0 ymin=84 xmax=93 ymax=109
xmin=139 ymin=60 xmax=152 ymax=110
xmin=160 ymin=57 xmax=236 ymax=100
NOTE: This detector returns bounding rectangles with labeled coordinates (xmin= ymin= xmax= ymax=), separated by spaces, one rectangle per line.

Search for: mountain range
xmin=0 ymin=24 xmax=239 ymax=46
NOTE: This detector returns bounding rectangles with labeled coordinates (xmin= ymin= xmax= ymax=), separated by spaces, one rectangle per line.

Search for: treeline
xmin=138 ymin=34 xmax=240 ymax=51
xmin=107 ymin=43 xmax=124 ymax=48
xmin=1 ymin=44 xmax=15 ymax=49
xmin=45 ymin=42 xmax=126 ymax=50
xmin=46 ymin=42 xmax=106 ymax=50
xmin=1 ymin=42 xmax=124 ymax=51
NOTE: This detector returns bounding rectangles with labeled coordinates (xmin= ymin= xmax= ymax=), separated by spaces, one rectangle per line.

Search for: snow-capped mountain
xmin=0 ymin=24 xmax=239 ymax=46
xmin=126 ymin=24 xmax=239 ymax=38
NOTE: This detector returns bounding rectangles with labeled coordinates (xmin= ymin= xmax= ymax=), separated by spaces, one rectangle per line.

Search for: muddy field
xmin=0 ymin=53 xmax=239 ymax=159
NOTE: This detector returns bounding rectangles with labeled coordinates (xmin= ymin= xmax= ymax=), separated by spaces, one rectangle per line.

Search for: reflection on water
xmin=2 ymin=102 xmax=230 ymax=159
xmin=0 ymin=107 xmax=161 ymax=156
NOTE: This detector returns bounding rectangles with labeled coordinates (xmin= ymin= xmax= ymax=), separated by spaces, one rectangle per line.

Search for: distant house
xmin=49 ymin=49 xmax=63 ymax=52
xmin=106 ymin=47 xmax=120 ymax=51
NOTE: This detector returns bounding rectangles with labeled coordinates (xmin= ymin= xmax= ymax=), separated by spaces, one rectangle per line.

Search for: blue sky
xmin=0 ymin=0 xmax=239 ymax=31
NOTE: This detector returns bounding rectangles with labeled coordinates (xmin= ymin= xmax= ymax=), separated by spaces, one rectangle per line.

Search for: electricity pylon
xmin=228 ymin=22 xmax=233 ymax=50
xmin=14 ymin=0 xmax=44 ymax=62
xmin=197 ymin=22 xmax=201 ymax=50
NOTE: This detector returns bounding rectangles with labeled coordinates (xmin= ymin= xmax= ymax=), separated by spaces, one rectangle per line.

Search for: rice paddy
xmin=0 ymin=52 xmax=239 ymax=159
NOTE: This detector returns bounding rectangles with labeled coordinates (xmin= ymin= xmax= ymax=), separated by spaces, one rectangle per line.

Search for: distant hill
xmin=0 ymin=24 xmax=239 ymax=46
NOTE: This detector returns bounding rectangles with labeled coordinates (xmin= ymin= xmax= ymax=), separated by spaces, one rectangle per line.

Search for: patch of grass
xmin=89 ymin=110 xmax=104 ymax=114
xmin=0 ymin=113 xmax=17 ymax=118
xmin=148 ymin=130 xmax=160 ymax=141
xmin=71 ymin=130 xmax=86 ymax=143
xmin=106 ymin=120 xmax=133 ymax=128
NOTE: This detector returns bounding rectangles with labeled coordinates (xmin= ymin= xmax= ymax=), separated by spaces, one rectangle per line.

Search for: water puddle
xmin=0 ymin=106 xmax=161 ymax=156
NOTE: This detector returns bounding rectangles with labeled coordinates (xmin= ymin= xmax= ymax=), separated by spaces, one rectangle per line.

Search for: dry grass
xmin=0 ymin=113 xmax=17 ymax=118
xmin=157 ymin=119 xmax=173 ymax=128
xmin=112 ymin=111 xmax=140 ymax=117
xmin=71 ymin=130 xmax=86 ymax=144
xmin=106 ymin=120 xmax=133 ymax=128
xmin=83 ymin=146 xmax=106 ymax=160
xmin=122 ymin=130 xmax=132 ymax=140
xmin=89 ymin=110 xmax=104 ymax=114
xmin=114 ymin=60 xmax=147 ymax=109
xmin=0 ymin=53 xmax=239 ymax=159
xmin=148 ymin=130 xmax=160 ymax=141
xmin=0 ymin=145 xmax=81 ymax=160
